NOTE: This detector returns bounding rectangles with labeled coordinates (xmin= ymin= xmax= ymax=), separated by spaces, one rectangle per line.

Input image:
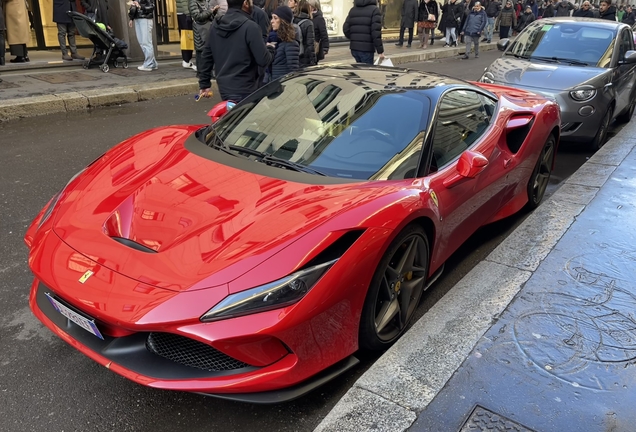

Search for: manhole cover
xmin=460 ymin=406 xmax=535 ymax=432
xmin=27 ymin=71 xmax=100 ymax=84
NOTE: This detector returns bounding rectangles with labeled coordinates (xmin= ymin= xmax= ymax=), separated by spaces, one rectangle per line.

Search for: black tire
xmin=525 ymin=134 xmax=556 ymax=211
xmin=616 ymin=101 xmax=635 ymax=124
xmin=359 ymin=225 xmax=430 ymax=351
xmin=589 ymin=105 xmax=613 ymax=152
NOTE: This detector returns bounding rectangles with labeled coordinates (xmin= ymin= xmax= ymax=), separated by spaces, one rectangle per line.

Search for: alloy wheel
xmin=373 ymin=233 xmax=428 ymax=342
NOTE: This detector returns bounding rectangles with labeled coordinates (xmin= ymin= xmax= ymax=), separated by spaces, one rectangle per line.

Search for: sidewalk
xmin=315 ymin=122 xmax=636 ymax=430
xmin=0 ymin=40 xmax=498 ymax=122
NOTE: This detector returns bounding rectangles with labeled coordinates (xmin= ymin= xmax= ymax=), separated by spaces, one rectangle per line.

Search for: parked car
xmin=25 ymin=65 xmax=559 ymax=403
xmin=481 ymin=18 xmax=636 ymax=150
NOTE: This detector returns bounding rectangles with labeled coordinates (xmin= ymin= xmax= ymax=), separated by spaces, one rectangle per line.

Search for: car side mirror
xmin=620 ymin=50 xmax=636 ymax=64
xmin=497 ymin=39 xmax=510 ymax=52
xmin=207 ymin=101 xmax=236 ymax=123
xmin=443 ymin=151 xmax=489 ymax=188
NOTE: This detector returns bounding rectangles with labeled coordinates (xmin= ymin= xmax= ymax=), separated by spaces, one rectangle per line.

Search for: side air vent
xmin=110 ymin=236 xmax=158 ymax=253
xmin=505 ymin=116 xmax=535 ymax=154
xmin=302 ymin=230 xmax=365 ymax=269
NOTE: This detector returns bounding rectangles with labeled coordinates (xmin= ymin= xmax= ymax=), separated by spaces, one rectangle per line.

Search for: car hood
xmin=486 ymin=57 xmax=607 ymax=91
xmin=52 ymin=126 xmax=387 ymax=292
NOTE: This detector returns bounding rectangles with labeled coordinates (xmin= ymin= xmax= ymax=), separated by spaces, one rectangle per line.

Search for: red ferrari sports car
xmin=25 ymin=66 xmax=559 ymax=403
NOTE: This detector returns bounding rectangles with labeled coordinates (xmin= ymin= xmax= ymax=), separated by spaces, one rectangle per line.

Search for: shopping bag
xmin=180 ymin=30 xmax=194 ymax=51
xmin=374 ymin=57 xmax=394 ymax=67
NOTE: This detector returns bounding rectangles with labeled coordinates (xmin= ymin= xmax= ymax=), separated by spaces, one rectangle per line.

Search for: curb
xmin=314 ymin=120 xmax=636 ymax=430
xmin=0 ymin=78 xmax=199 ymax=122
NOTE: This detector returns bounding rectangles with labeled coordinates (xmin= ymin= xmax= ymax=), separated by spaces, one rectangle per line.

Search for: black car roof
xmin=289 ymin=65 xmax=477 ymax=98
xmin=533 ymin=17 xmax=631 ymax=31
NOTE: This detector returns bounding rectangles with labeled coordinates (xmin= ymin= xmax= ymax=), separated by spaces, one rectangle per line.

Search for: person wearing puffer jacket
xmin=268 ymin=6 xmax=300 ymax=80
xmin=344 ymin=0 xmax=385 ymax=64
xmin=189 ymin=0 xmax=222 ymax=74
xmin=460 ymin=1 xmax=487 ymax=59
xmin=309 ymin=0 xmax=329 ymax=63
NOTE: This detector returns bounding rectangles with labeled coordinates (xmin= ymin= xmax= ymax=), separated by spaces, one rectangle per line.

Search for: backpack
xmin=294 ymin=19 xmax=309 ymax=56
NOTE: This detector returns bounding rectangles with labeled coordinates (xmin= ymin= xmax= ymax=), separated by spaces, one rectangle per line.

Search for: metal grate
xmin=146 ymin=332 xmax=251 ymax=372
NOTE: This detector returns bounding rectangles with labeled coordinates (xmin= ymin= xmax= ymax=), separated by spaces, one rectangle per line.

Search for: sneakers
xmin=182 ymin=60 xmax=194 ymax=68
xmin=443 ymin=43 xmax=450 ymax=47
xmin=71 ymin=53 xmax=85 ymax=60
xmin=191 ymin=64 xmax=197 ymax=71
xmin=137 ymin=65 xmax=153 ymax=71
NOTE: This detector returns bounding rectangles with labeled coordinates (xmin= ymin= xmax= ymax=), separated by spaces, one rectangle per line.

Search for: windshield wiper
xmin=225 ymin=145 xmax=326 ymax=176
xmin=205 ymin=128 xmax=236 ymax=157
xmin=531 ymin=56 xmax=588 ymax=66
xmin=505 ymin=52 xmax=530 ymax=59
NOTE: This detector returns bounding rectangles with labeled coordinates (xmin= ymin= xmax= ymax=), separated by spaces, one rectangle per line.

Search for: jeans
xmin=398 ymin=26 xmax=413 ymax=45
xmin=499 ymin=25 xmax=510 ymax=39
xmin=485 ymin=17 xmax=495 ymax=41
xmin=445 ymin=27 xmax=457 ymax=45
xmin=135 ymin=18 xmax=157 ymax=69
xmin=465 ymin=35 xmax=480 ymax=57
xmin=57 ymin=23 xmax=77 ymax=55
xmin=351 ymin=50 xmax=374 ymax=65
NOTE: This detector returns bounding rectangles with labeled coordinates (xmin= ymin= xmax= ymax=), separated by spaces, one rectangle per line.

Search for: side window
xmin=618 ymin=30 xmax=633 ymax=62
xmin=430 ymin=90 xmax=493 ymax=172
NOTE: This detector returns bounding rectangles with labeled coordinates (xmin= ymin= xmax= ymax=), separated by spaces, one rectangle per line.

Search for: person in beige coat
xmin=4 ymin=0 xmax=31 ymax=62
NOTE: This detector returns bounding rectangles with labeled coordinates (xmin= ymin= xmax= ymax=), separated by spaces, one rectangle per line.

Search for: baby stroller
xmin=68 ymin=11 xmax=129 ymax=73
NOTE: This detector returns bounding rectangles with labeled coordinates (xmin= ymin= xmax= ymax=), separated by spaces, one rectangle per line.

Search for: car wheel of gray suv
xmin=590 ymin=105 xmax=613 ymax=152
xmin=616 ymin=101 xmax=635 ymax=124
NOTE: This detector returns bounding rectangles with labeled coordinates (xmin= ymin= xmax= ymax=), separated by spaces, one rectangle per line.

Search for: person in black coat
xmin=269 ymin=6 xmax=300 ymax=80
xmin=623 ymin=6 xmax=636 ymax=24
xmin=515 ymin=4 xmax=534 ymax=32
xmin=573 ymin=1 xmax=594 ymax=17
xmin=80 ymin=0 xmax=110 ymax=26
xmin=343 ymin=0 xmax=385 ymax=64
xmin=418 ymin=0 xmax=439 ymax=48
xmin=198 ymin=0 xmax=275 ymax=101
xmin=396 ymin=0 xmax=418 ymax=47
xmin=309 ymin=0 xmax=329 ymax=62
xmin=541 ymin=0 xmax=554 ymax=18
xmin=598 ymin=0 xmax=616 ymax=20
xmin=441 ymin=0 xmax=463 ymax=47
xmin=293 ymin=0 xmax=317 ymax=66
xmin=53 ymin=0 xmax=85 ymax=60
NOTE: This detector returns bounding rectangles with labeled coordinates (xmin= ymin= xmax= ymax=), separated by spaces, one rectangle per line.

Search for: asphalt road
xmin=0 ymin=52 xmax=605 ymax=432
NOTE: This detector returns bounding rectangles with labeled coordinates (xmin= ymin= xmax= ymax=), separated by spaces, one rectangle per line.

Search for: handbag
xmin=180 ymin=29 xmax=194 ymax=51
xmin=425 ymin=4 xmax=436 ymax=21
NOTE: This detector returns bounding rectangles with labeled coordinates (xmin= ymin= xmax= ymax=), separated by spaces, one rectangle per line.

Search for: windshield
xmin=508 ymin=22 xmax=616 ymax=67
xmin=204 ymin=75 xmax=431 ymax=180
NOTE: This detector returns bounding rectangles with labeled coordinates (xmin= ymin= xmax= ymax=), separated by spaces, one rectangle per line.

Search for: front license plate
xmin=45 ymin=293 xmax=104 ymax=340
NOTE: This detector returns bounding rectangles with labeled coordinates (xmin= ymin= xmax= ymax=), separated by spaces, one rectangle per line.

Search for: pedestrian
xmin=175 ymin=0 xmax=195 ymax=69
xmin=293 ymin=0 xmax=316 ymax=66
xmin=573 ymin=0 xmax=594 ymax=16
xmin=515 ymin=0 xmax=522 ymax=17
xmin=524 ymin=0 xmax=538 ymax=15
xmin=598 ymin=0 xmax=616 ymax=19
xmin=252 ymin=3 xmax=270 ymax=40
xmin=460 ymin=1 xmax=487 ymax=58
xmin=515 ymin=4 xmax=534 ymax=32
xmin=309 ymin=0 xmax=329 ymax=63
xmin=622 ymin=5 xmax=635 ymax=23
xmin=4 ymin=0 xmax=30 ymax=63
xmin=0 ymin=0 xmax=6 ymax=66
xmin=268 ymin=5 xmax=299 ymax=80
xmin=53 ymin=0 xmax=85 ymax=61
xmin=189 ymin=0 xmax=221 ymax=75
xmin=128 ymin=0 xmax=157 ymax=71
xmin=417 ymin=0 xmax=438 ymax=49
xmin=343 ymin=0 xmax=385 ymax=65
xmin=459 ymin=0 xmax=473 ymax=42
xmin=542 ymin=0 xmax=555 ymax=17
xmin=80 ymin=0 xmax=110 ymax=26
xmin=555 ymin=0 xmax=574 ymax=15
xmin=495 ymin=0 xmax=516 ymax=38
xmin=441 ymin=0 xmax=463 ymax=47
xmin=617 ymin=4 xmax=625 ymax=21
xmin=396 ymin=0 xmax=418 ymax=47
xmin=198 ymin=0 xmax=275 ymax=102
xmin=483 ymin=0 xmax=501 ymax=43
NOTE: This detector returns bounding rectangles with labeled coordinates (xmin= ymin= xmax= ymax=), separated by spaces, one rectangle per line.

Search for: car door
xmin=424 ymin=89 xmax=507 ymax=263
xmin=612 ymin=28 xmax=636 ymax=115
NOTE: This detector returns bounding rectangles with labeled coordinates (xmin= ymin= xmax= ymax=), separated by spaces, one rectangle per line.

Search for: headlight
xmin=569 ymin=88 xmax=596 ymax=102
xmin=481 ymin=72 xmax=495 ymax=84
xmin=200 ymin=259 xmax=337 ymax=322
